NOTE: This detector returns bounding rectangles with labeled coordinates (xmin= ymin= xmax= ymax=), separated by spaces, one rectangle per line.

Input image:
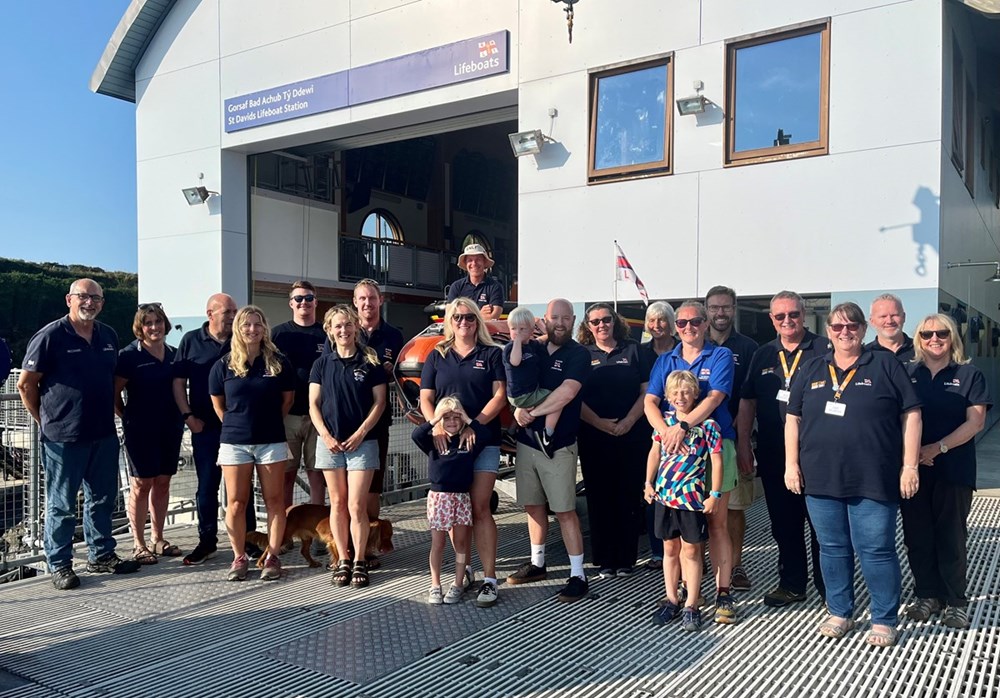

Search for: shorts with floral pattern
xmin=426 ymin=491 xmax=472 ymax=531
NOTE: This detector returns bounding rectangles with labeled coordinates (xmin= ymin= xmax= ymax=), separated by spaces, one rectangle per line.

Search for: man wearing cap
xmin=447 ymin=243 xmax=505 ymax=320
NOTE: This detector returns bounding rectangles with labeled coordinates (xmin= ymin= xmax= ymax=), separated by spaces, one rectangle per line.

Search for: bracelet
xmin=709 ymin=490 xmax=722 ymax=499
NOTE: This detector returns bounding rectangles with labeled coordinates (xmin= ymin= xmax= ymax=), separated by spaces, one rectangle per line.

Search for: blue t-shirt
xmin=420 ymin=343 xmax=505 ymax=446
xmin=22 ymin=317 xmax=119 ymax=442
xmin=116 ymin=340 xmax=182 ymax=436
xmin=208 ymin=354 xmax=295 ymax=445
xmin=515 ymin=339 xmax=592 ymax=451
xmin=309 ymin=351 xmax=388 ymax=441
xmin=172 ymin=322 xmax=231 ymax=429
xmin=447 ymin=276 xmax=505 ymax=310
xmin=502 ymin=339 xmax=546 ymax=399
xmin=647 ymin=341 xmax=736 ymax=440
xmin=271 ymin=320 xmax=326 ymax=417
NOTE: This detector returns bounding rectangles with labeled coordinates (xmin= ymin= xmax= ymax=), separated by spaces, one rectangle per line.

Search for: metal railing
xmin=339 ymin=236 xmax=448 ymax=291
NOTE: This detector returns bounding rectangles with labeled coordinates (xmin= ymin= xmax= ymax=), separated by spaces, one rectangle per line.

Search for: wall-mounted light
xmin=946 ymin=261 xmax=1000 ymax=282
xmin=508 ymin=129 xmax=550 ymax=158
xmin=676 ymin=80 xmax=708 ymax=116
xmin=181 ymin=173 xmax=218 ymax=205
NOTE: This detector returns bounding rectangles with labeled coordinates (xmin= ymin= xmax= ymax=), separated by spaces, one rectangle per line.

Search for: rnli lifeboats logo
xmin=473 ymin=359 xmax=486 ymax=371
xmin=479 ymin=40 xmax=499 ymax=58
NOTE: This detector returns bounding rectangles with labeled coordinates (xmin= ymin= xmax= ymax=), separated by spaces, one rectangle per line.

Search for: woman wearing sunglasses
xmin=576 ymin=303 xmax=654 ymax=577
xmin=901 ymin=313 xmax=990 ymax=630
xmin=785 ymin=301 xmax=922 ymax=647
xmin=419 ymin=298 xmax=506 ymax=607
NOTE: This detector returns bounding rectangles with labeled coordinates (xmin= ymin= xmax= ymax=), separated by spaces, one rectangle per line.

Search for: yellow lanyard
xmin=778 ymin=350 xmax=802 ymax=389
xmin=827 ymin=364 xmax=857 ymax=402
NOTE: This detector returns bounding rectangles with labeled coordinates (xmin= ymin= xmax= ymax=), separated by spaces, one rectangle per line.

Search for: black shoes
xmin=183 ymin=541 xmax=218 ymax=566
xmin=763 ymin=586 xmax=807 ymax=607
xmin=557 ymin=576 xmax=589 ymax=603
xmin=86 ymin=553 xmax=141 ymax=574
xmin=506 ymin=562 xmax=547 ymax=585
xmin=51 ymin=567 xmax=80 ymax=590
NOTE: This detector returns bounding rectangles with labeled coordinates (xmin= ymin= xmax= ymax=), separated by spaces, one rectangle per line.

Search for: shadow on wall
xmin=879 ymin=186 xmax=940 ymax=277
xmin=534 ymin=141 xmax=571 ymax=170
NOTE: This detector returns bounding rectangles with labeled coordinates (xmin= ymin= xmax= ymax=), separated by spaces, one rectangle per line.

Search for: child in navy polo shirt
xmin=503 ymin=306 xmax=561 ymax=457
xmin=644 ymin=370 xmax=724 ymax=631
xmin=412 ymin=397 xmax=488 ymax=605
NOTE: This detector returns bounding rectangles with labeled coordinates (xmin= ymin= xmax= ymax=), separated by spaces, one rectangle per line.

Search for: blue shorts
xmin=217 ymin=442 xmax=288 ymax=466
xmin=315 ymin=439 xmax=379 ymax=471
xmin=473 ymin=445 xmax=501 ymax=474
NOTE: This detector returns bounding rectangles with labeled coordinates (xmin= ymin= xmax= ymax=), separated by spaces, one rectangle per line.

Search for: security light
xmin=181 ymin=186 xmax=217 ymax=205
xmin=676 ymin=95 xmax=707 ymax=116
xmin=945 ymin=261 xmax=1000 ymax=283
xmin=508 ymin=130 xmax=547 ymax=157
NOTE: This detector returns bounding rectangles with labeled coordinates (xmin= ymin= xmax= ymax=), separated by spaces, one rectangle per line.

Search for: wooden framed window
xmin=724 ymin=20 xmax=830 ymax=167
xmin=951 ymin=37 xmax=964 ymax=174
xmin=588 ymin=55 xmax=673 ymax=183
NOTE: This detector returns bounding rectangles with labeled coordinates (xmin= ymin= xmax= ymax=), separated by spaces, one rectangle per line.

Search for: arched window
xmin=361 ymin=210 xmax=403 ymax=243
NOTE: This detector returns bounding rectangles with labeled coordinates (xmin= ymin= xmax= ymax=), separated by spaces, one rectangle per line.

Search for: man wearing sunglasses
xmin=18 ymin=279 xmax=141 ymax=589
xmin=737 ymin=291 xmax=827 ymax=607
xmin=866 ymin=294 xmax=915 ymax=363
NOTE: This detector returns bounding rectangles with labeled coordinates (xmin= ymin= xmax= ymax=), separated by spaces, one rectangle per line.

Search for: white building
xmin=93 ymin=0 xmax=1000 ymax=415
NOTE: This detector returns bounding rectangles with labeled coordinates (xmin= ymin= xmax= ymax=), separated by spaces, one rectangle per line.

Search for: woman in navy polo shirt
xmin=901 ymin=313 xmax=990 ymax=630
xmin=209 ymin=306 xmax=295 ymax=583
xmin=115 ymin=303 xmax=184 ymax=563
xmin=420 ymin=298 xmax=506 ymax=607
xmin=576 ymin=303 xmax=653 ymax=577
xmin=785 ymin=301 xmax=921 ymax=647
xmin=309 ymin=305 xmax=387 ymax=589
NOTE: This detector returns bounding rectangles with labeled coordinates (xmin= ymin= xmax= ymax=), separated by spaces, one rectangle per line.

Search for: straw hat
xmin=457 ymin=243 xmax=495 ymax=271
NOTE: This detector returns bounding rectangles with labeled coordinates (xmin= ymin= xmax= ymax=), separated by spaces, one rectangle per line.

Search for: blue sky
xmin=0 ymin=2 xmax=137 ymax=272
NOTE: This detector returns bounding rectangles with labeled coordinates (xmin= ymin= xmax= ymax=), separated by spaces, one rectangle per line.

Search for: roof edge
xmin=90 ymin=0 xmax=177 ymax=103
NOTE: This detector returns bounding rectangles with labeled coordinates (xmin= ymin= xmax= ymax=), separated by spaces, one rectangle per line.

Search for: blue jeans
xmin=805 ymin=495 xmax=901 ymax=626
xmin=191 ymin=429 xmax=256 ymax=542
xmin=42 ymin=435 xmax=120 ymax=571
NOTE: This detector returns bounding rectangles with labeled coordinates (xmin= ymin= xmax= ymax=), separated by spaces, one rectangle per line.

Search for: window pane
xmin=734 ymin=32 xmax=822 ymax=152
xmin=593 ymin=64 xmax=667 ymax=170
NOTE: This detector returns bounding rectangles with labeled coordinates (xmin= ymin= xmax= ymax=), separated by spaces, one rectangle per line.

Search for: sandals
xmin=331 ymin=559 xmax=352 ymax=587
xmin=818 ymin=615 xmax=855 ymax=639
xmin=132 ymin=546 xmax=158 ymax=565
xmin=866 ymin=625 xmax=899 ymax=648
xmin=350 ymin=559 xmax=370 ymax=588
xmin=151 ymin=540 xmax=182 ymax=557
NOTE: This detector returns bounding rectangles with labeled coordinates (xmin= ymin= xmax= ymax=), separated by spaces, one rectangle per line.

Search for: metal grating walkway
xmin=0 ymin=495 xmax=998 ymax=698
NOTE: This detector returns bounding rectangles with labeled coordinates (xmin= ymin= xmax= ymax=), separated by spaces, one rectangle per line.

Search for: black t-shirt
xmin=116 ymin=340 xmax=182 ymax=435
xmin=309 ymin=351 xmax=388 ymax=441
xmin=865 ymin=334 xmax=916 ymax=363
xmin=515 ymin=339 xmax=592 ymax=452
xmin=639 ymin=340 xmax=674 ymax=380
xmin=580 ymin=339 xmax=653 ymax=439
xmin=787 ymin=349 xmax=921 ymax=502
xmin=208 ymin=354 xmax=295 ymax=445
xmin=447 ymin=276 xmax=505 ymax=310
xmin=420 ymin=343 xmax=505 ymax=446
xmin=908 ymin=361 xmax=992 ymax=488
xmin=740 ymin=331 xmax=828 ymax=469
xmin=22 ymin=317 xmax=119 ymax=442
xmin=173 ymin=322 xmax=231 ymax=429
xmin=412 ymin=420 xmax=490 ymax=492
xmin=721 ymin=331 xmax=759 ymax=423
xmin=272 ymin=320 xmax=326 ymax=416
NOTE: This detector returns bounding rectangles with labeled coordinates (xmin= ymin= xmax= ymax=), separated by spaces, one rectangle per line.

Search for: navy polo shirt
xmin=208 ymin=354 xmax=295 ymax=445
xmin=908 ymin=361 xmax=992 ymax=488
xmin=515 ymin=339 xmax=592 ymax=451
xmin=787 ymin=349 xmax=921 ymax=502
xmin=720 ymin=331 xmax=759 ymax=423
xmin=412 ymin=420 xmax=490 ymax=493
xmin=865 ymin=334 xmax=915 ymax=363
xmin=647 ymin=342 xmax=736 ymax=440
xmin=740 ymin=331 xmax=828 ymax=469
xmin=173 ymin=322 xmax=231 ymax=429
xmin=309 ymin=351 xmax=388 ymax=441
xmin=116 ymin=340 xmax=182 ymax=433
xmin=272 ymin=321 xmax=326 ymax=416
xmin=421 ymin=343 xmax=506 ymax=446
xmin=22 ymin=317 xmax=119 ymax=442
xmin=0 ymin=337 xmax=10 ymax=377
xmin=640 ymin=340 xmax=675 ymax=380
xmin=447 ymin=276 xmax=505 ymax=310
xmin=581 ymin=339 xmax=654 ymax=421
xmin=503 ymin=339 xmax=546 ymax=399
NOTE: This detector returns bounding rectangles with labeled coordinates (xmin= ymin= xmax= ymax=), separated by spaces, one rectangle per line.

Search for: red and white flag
xmin=614 ymin=241 xmax=649 ymax=306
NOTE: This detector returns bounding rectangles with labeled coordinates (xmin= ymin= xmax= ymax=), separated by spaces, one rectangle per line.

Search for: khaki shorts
xmin=284 ymin=414 xmax=317 ymax=473
xmin=727 ymin=468 xmax=762 ymax=511
xmin=705 ymin=439 xmax=739 ymax=494
xmin=515 ymin=441 xmax=578 ymax=513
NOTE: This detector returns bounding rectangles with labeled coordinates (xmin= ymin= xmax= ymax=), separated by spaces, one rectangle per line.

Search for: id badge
xmin=776 ymin=389 xmax=791 ymax=403
xmin=824 ymin=401 xmax=846 ymax=417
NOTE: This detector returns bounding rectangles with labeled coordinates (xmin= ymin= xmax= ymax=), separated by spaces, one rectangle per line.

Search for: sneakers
xmin=443 ymin=584 xmax=464 ymax=604
xmin=51 ymin=567 xmax=80 ymax=590
xmin=507 ymin=562 xmax=547 ymax=585
xmin=652 ymin=600 xmax=681 ymax=625
xmin=557 ymin=575 xmax=589 ymax=603
xmin=597 ymin=568 xmax=616 ymax=580
xmin=476 ymin=581 xmax=499 ymax=608
xmin=183 ymin=541 xmax=218 ymax=566
xmin=730 ymin=566 xmax=751 ymax=591
xmin=87 ymin=553 xmax=141 ymax=575
xmin=941 ymin=605 xmax=970 ymax=629
xmin=763 ymin=585 xmax=807 ymax=608
xmin=260 ymin=554 xmax=282 ymax=581
xmin=428 ymin=586 xmax=443 ymax=605
xmin=533 ymin=429 xmax=557 ymax=459
xmin=682 ymin=606 xmax=703 ymax=632
xmin=714 ymin=592 xmax=738 ymax=624
xmin=227 ymin=555 xmax=249 ymax=582
xmin=905 ymin=597 xmax=943 ymax=622
xmin=616 ymin=566 xmax=635 ymax=577
xmin=463 ymin=567 xmax=475 ymax=591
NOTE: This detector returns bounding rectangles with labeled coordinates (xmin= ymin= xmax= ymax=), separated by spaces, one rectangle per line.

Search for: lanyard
xmin=827 ymin=364 xmax=857 ymax=402
xmin=778 ymin=350 xmax=802 ymax=389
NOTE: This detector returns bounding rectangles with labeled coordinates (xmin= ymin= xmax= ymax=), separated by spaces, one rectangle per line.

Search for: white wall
xmin=251 ymin=189 xmax=340 ymax=285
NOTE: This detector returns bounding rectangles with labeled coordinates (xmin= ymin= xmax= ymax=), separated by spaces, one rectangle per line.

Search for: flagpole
xmin=612 ymin=239 xmax=618 ymax=311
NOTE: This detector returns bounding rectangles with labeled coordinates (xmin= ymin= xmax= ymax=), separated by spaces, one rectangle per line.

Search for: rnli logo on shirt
xmin=103 ymin=343 xmax=115 ymax=352
xmin=473 ymin=359 xmax=486 ymax=370
xmin=760 ymin=367 xmax=775 ymax=375
xmin=67 ymin=348 xmax=82 ymax=354
xmin=854 ymin=378 xmax=872 ymax=387
xmin=616 ymin=357 xmax=629 ymax=365
xmin=316 ymin=343 xmax=324 ymax=354
xmin=383 ymin=348 xmax=394 ymax=359
xmin=732 ymin=353 xmax=742 ymax=365
xmin=553 ymin=359 xmax=564 ymax=372
xmin=478 ymin=293 xmax=488 ymax=303
xmin=810 ymin=380 xmax=827 ymax=390
xmin=353 ymin=368 xmax=368 ymax=382
xmin=944 ymin=378 xmax=961 ymax=387
xmin=699 ymin=368 xmax=711 ymax=379
xmin=591 ymin=359 xmax=601 ymax=366
xmin=26 ymin=359 xmax=36 ymax=367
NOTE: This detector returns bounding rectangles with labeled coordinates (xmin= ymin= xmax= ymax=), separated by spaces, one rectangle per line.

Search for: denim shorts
xmin=473 ymin=445 xmax=501 ymax=474
xmin=217 ymin=442 xmax=289 ymax=466
xmin=314 ymin=439 xmax=379 ymax=471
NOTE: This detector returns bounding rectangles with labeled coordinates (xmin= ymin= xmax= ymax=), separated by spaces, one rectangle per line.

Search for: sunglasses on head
xmin=452 ymin=313 xmax=477 ymax=324
xmin=291 ymin=294 xmax=316 ymax=303
xmin=772 ymin=311 xmax=802 ymax=322
xmin=588 ymin=316 xmax=614 ymax=327
xmin=829 ymin=322 xmax=861 ymax=333
xmin=675 ymin=317 xmax=705 ymax=329
xmin=919 ymin=329 xmax=951 ymax=340
xmin=137 ymin=302 xmax=162 ymax=311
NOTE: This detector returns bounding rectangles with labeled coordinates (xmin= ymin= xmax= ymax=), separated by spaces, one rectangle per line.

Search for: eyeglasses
xmin=71 ymin=293 xmax=104 ymax=303
xmin=919 ymin=329 xmax=951 ymax=340
xmin=138 ymin=302 xmax=162 ymax=311
xmin=829 ymin=322 xmax=861 ymax=333
xmin=452 ymin=313 xmax=477 ymax=324
xmin=772 ymin=311 xmax=802 ymax=322
xmin=675 ymin=317 xmax=705 ymax=329
xmin=291 ymin=294 xmax=316 ymax=303
xmin=588 ymin=316 xmax=614 ymax=327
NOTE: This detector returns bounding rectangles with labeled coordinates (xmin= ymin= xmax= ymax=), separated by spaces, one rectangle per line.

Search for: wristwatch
xmin=938 ymin=441 xmax=949 ymax=454
xmin=679 ymin=421 xmax=690 ymax=432
xmin=709 ymin=490 xmax=722 ymax=499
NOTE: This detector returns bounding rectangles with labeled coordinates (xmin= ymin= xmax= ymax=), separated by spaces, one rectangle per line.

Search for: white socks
xmin=531 ymin=544 xmax=546 ymax=568
xmin=569 ymin=554 xmax=585 ymax=580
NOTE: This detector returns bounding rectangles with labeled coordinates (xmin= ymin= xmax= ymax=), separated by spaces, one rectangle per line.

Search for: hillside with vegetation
xmin=0 ymin=258 xmax=138 ymax=367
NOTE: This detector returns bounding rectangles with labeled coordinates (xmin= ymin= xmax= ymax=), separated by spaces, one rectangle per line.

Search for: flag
xmin=614 ymin=242 xmax=649 ymax=306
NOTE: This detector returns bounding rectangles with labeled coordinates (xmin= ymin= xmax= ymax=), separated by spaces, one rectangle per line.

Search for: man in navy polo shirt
xmin=866 ymin=294 xmax=915 ymax=363
xmin=506 ymin=298 xmax=592 ymax=603
xmin=18 ymin=278 xmax=141 ymax=589
xmin=446 ymin=244 xmax=505 ymax=320
xmin=172 ymin=292 xmax=255 ymax=565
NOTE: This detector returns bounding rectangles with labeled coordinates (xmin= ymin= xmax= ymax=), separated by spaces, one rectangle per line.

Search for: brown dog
xmin=251 ymin=504 xmax=394 ymax=569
